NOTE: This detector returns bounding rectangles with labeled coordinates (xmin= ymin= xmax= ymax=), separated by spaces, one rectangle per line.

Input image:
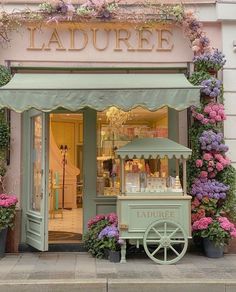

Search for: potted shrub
xmin=0 ymin=193 xmax=18 ymax=257
xmin=98 ymin=225 xmax=124 ymax=263
xmin=192 ymin=216 xmax=236 ymax=258
xmin=83 ymin=212 xmax=118 ymax=259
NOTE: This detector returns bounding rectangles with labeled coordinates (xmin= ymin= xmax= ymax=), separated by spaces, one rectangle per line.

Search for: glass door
xmin=25 ymin=110 xmax=49 ymax=251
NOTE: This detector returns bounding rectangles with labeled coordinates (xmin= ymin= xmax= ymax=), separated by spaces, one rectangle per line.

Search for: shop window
xmin=96 ymin=107 xmax=168 ymax=196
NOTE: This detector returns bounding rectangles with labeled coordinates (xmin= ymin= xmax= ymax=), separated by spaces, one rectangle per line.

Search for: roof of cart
xmin=116 ymin=138 xmax=192 ymax=159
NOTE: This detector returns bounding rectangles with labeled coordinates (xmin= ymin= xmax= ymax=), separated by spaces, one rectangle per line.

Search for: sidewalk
xmin=0 ymin=251 xmax=236 ymax=292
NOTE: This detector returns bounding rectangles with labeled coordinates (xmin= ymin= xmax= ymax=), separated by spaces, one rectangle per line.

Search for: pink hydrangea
xmin=230 ymin=229 xmax=236 ymax=238
xmin=196 ymin=113 xmax=204 ymax=121
xmin=200 ymin=171 xmax=208 ymax=178
xmin=203 ymin=153 xmax=213 ymax=161
xmin=204 ymin=106 xmax=212 ymax=113
xmin=0 ymin=194 xmax=18 ymax=208
xmin=216 ymin=162 xmax=224 ymax=171
xmin=209 ymin=111 xmax=217 ymax=118
xmin=196 ymin=159 xmax=203 ymax=167
xmin=192 ymin=217 xmax=213 ymax=231
xmin=218 ymin=217 xmax=235 ymax=231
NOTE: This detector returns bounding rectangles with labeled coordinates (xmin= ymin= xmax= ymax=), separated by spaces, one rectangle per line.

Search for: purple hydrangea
xmin=201 ymin=78 xmax=222 ymax=98
xmin=193 ymin=49 xmax=226 ymax=71
xmin=190 ymin=178 xmax=229 ymax=201
xmin=98 ymin=226 xmax=119 ymax=240
xmin=199 ymin=130 xmax=229 ymax=153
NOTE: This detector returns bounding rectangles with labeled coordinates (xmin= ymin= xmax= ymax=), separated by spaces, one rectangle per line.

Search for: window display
xmin=96 ymin=107 xmax=168 ymax=196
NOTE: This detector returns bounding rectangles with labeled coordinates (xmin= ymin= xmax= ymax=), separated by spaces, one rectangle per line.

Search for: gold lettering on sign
xmin=137 ymin=29 xmax=154 ymax=51
xmin=26 ymin=27 xmax=175 ymax=52
xmin=27 ymin=27 xmax=44 ymax=51
xmin=44 ymin=29 xmax=66 ymax=51
xmin=69 ymin=29 xmax=88 ymax=51
xmin=114 ymin=29 xmax=135 ymax=51
xmin=137 ymin=210 xmax=176 ymax=219
xmin=92 ymin=28 xmax=110 ymax=51
xmin=156 ymin=29 xmax=174 ymax=51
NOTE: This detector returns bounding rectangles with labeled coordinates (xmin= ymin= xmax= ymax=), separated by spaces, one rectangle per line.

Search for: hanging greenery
xmin=0 ymin=66 xmax=11 ymax=179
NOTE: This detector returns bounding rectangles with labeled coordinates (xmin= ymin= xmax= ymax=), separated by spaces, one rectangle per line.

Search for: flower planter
xmin=109 ymin=250 xmax=120 ymax=263
xmin=203 ymin=238 xmax=224 ymax=258
xmin=0 ymin=228 xmax=8 ymax=257
xmin=103 ymin=249 xmax=110 ymax=260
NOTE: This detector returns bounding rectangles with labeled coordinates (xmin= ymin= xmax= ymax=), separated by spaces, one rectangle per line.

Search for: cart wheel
xmin=143 ymin=219 xmax=188 ymax=265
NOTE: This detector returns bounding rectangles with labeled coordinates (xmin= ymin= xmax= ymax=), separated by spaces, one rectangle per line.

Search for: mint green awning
xmin=116 ymin=138 xmax=192 ymax=159
xmin=0 ymin=73 xmax=200 ymax=113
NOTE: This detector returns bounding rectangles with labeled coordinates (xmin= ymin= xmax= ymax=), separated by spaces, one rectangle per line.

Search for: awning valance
xmin=0 ymin=73 xmax=200 ymax=113
xmin=116 ymin=138 xmax=192 ymax=159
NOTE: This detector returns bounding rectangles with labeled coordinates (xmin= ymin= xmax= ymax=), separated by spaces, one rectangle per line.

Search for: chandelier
xmin=106 ymin=107 xmax=132 ymax=131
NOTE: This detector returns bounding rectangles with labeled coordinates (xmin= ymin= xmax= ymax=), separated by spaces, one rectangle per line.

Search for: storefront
xmin=0 ymin=1 xmax=224 ymax=252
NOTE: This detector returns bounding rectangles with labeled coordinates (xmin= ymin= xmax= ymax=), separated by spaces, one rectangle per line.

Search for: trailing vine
xmin=0 ymin=66 xmax=11 ymax=181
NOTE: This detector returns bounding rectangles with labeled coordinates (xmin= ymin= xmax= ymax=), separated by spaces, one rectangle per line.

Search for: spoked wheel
xmin=143 ymin=219 xmax=188 ymax=265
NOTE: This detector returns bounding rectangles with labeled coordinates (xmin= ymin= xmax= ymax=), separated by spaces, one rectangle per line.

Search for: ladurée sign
xmin=27 ymin=27 xmax=174 ymax=52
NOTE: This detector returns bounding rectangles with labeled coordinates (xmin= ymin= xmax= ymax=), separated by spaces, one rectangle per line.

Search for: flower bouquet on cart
xmin=0 ymin=193 xmax=18 ymax=256
xmin=192 ymin=216 xmax=236 ymax=258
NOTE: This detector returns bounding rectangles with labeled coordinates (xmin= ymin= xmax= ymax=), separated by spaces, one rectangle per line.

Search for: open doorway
xmin=48 ymin=113 xmax=83 ymax=243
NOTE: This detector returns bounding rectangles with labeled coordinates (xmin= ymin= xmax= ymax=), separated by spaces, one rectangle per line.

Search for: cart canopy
xmin=116 ymin=138 xmax=192 ymax=159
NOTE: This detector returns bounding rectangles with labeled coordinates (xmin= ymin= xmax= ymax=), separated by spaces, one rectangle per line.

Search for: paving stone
xmin=0 ymin=279 xmax=107 ymax=292
xmin=108 ymin=279 xmax=226 ymax=292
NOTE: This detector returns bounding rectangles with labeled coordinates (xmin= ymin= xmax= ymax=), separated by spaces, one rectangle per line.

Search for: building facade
xmin=0 ymin=0 xmax=234 ymax=252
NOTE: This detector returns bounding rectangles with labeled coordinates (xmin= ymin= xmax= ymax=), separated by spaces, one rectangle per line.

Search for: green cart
xmin=116 ymin=138 xmax=192 ymax=265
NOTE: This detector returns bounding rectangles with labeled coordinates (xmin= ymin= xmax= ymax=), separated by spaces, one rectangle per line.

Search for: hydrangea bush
xmin=186 ymin=8 xmax=236 ymax=246
xmin=0 ymin=194 xmax=18 ymax=231
xmin=192 ymin=216 xmax=236 ymax=246
xmin=84 ymin=212 xmax=122 ymax=258
xmin=193 ymin=49 xmax=226 ymax=72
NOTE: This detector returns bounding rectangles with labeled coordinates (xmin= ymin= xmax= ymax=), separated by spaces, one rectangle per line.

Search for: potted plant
xmin=98 ymin=225 xmax=124 ymax=263
xmin=83 ymin=212 xmax=118 ymax=259
xmin=192 ymin=216 xmax=236 ymax=258
xmin=0 ymin=193 xmax=18 ymax=257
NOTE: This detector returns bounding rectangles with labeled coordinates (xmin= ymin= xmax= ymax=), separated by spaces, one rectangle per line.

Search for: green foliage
xmin=189 ymin=71 xmax=211 ymax=86
xmin=0 ymin=205 xmax=16 ymax=231
xmin=83 ymin=219 xmax=109 ymax=258
xmin=99 ymin=236 xmax=118 ymax=251
xmin=0 ymin=120 xmax=9 ymax=150
xmin=0 ymin=66 xmax=11 ymax=87
xmin=217 ymin=165 xmax=236 ymax=220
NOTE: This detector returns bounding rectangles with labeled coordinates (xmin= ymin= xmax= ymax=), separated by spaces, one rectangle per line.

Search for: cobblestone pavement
xmin=0 ymin=251 xmax=236 ymax=281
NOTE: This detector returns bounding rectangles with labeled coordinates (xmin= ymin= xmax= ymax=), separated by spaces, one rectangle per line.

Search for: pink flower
xmin=200 ymin=171 xmax=208 ymax=178
xmin=204 ymin=106 xmax=212 ymax=114
xmin=218 ymin=109 xmax=225 ymax=116
xmin=209 ymin=111 xmax=217 ymax=118
xmin=209 ymin=119 xmax=216 ymax=124
xmin=196 ymin=159 xmax=203 ymax=167
xmin=216 ymin=162 xmax=224 ymax=171
xmin=192 ymin=217 xmax=213 ymax=231
xmin=0 ymin=194 xmax=18 ymax=208
xmin=208 ymin=161 xmax=215 ymax=167
xmin=231 ymin=229 xmax=236 ymax=238
xmin=196 ymin=113 xmax=204 ymax=121
xmin=207 ymin=167 xmax=214 ymax=172
xmin=202 ymin=118 xmax=209 ymax=125
xmin=212 ymin=104 xmax=220 ymax=111
xmin=203 ymin=153 xmax=213 ymax=161
xmin=215 ymin=115 xmax=222 ymax=122
xmin=209 ymin=172 xmax=216 ymax=178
